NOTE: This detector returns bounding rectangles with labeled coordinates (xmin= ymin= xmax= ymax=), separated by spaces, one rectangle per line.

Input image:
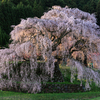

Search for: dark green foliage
xmin=90 ymin=81 xmax=100 ymax=92
xmin=53 ymin=0 xmax=65 ymax=7
xmin=7 ymin=0 xmax=29 ymax=5
xmin=0 ymin=27 xmax=9 ymax=47
xmin=96 ymin=0 xmax=100 ymax=25
xmin=82 ymin=0 xmax=97 ymax=13
xmin=33 ymin=0 xmax=44 ymax=17
xmin=0 ymin=1 xmax=13 ymax=34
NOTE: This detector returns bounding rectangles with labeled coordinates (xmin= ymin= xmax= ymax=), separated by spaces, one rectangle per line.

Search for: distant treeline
xmin=0 ymin=0 xmax=100 ymax=47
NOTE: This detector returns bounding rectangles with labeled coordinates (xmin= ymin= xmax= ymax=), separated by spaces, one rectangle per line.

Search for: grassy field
xmin=0 ymin=64 xmax=100 ymax=100
xmin=1 ymin=91 xmax=100 ymax=100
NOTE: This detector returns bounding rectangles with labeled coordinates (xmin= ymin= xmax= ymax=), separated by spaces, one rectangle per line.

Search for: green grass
xmin=90 ymin=96 xmax=100 ymax=100
xmin=0 ymin=91 xmax=100 ymax=100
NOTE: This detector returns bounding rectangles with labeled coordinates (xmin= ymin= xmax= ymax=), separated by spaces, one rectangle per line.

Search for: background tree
xmin=54 ymin=0 xmax=65 ymax=7
xmin=96 ymin=0 xmax=100 ymax=26
xmin=84 ymin=0 xmax=97 ymax=13
xmin=33 ymin=0 xmax=44 ymax=17
xmin=0 ymin=27 xmax=9 ymax=47
xmin=90 ymin=0 xmax=97 ymax=13
xmin=0 ymin=1 xmax=14 ymax=34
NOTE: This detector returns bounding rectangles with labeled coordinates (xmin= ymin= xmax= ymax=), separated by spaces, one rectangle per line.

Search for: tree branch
xmin=52 ymin=30 xmax=72 ymax=51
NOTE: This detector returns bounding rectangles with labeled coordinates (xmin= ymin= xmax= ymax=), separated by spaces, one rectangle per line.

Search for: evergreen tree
xmin=25 ymin=4 xmax=34 ymax=18
xmin=90 ymin=0 xmax=97 ymax=13
xmin=85 ymin=0 xmax=97 ymax=13
xmin=10 ymin=0 xmax=21 ymax=5
xmin=39 ymin=0 xmax=46 ymax=9
xmin=0 ymin=27 xmax=9 ymax=47
xmin=83 ymin=4 xmax=90 ymax=12
xmin=54 ymin=0 xmax=65 ymax=7
xmin=33 ymin=0 xmax=39 ymax=17
xmin=66 ymin=0 xmax=77 ymax=8
xmin=33 ymin=0 xmax=44 ymax=17
xmin=27 ymin=0 xmax=35 ymax=6
xmin=0 ymin=1 xmax=14 ymax=34
xmin=96 ymin=0 xmax=100 ymax=25
xmin=17 ymin=2 xmax=25 ymax=18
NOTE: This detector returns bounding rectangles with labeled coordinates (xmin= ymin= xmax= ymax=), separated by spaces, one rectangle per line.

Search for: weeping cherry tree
xmin=0 ymin=6 xmax=100 ymax=93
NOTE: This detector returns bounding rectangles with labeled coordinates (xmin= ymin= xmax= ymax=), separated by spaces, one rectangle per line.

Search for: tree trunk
xmin=51 ymin=61 xmax=64 ymax=82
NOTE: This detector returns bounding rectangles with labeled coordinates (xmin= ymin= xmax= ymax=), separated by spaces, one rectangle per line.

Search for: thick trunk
xmin=51 ymin=61 xmax=64 ymax=82
xmin=84 ymin=54 xmax=87 ymax=67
